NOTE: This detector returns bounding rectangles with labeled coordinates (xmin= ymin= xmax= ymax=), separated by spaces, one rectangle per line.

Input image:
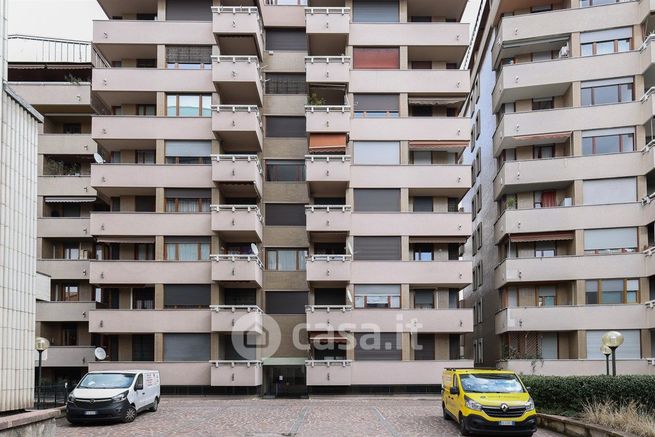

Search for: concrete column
xmin=157 ymin=92 xmax=166 ymax=116
xmin=401 ymin=235 xmax=410 ymax=261
xmin=641 ymin=329 xmax=652 ymax=358
xmin=155 ymin=235 xmax=165 ymax=260
xmin=155 ymin=187 xmax=165 ymax=212
xmin=400 ymin=188 xmax=409 ymax=212
xmin=574 ymin=279 xmax=586 ymax=305
xmin=211 ymin=332 xmax=219 ymax=360
xmin=154 ymin=333 xmax=164 ymax=361
xmin=573 ymin=229 xmax=584 ymax=256
xmin=346 ymin=332 xmax=355 ymax=360
xmin=155 ymin=283 xmax=164 ymax=309
xmin=156 ymin=139 xmax=166 ymax=164
xmin=401 ymin=284 xmax=410 ymax=309
xmin=401 ymin=332 xmax=411 ymax=360
xmin=157 ymin=45 xmax=166 ymax=69
xmin=572 ymin=180 xmax=583 ymax=205
xmin=157 ymin=0 xmax=165 ymax=20
xmin=640 ymin=278 xmax=650 ymax=303
xmin=576 ymin=330 xmax=586 ymax=359
xmin=119 ymin=288 xmax=131 ymax=309
xmin=118 ymin=335 xmax=133 ymax=361
xmin=211 ymin=283 xmax=220 ymax=305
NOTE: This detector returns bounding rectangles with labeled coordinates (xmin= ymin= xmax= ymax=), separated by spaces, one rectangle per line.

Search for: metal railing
xmin=305 ymin=154 xmax=351 ymax=162
xmin=305 ymin=55 xmax=351 ymax=64
xmin=210 ymin=305 xmax=263 ymax=313
xmin=305 ymin=105 xmax=351 ymax=112
xmin=210 ymin=360 xmax=263 ymax=368
xmin=8 ymin=34 xmax=110 ymax=67
xmin=212 ymin=154 xmax=263 ymax=174
xmin=210 ymin=254 xmax=264 ymax=269
xmin=305 ymin=205 xmax=351 ymax=213
xmin=305 ymin=360 xmax=352 ymax=367
xmin=34 ymin=383 xmax=69 ymax=409
xmin=210 ymin=204 xmax=263 ymax=221
xmin=309 ymin=254 xmax=352 ymax=262
xmin=305 ymin=305 xmax=352 ymax=313
xmin=305 ymin=7 xmax=351 ymax=14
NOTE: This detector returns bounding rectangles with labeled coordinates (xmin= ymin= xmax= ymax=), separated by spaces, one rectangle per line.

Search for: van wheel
xmin=459 ymin=414 xmax=471 ymax=436
xmin=149 ymin=398 xmax=159 ymax=412
xmin=123 ymin=405 xmax=137 ymax=423
xmin=442 ymin=403 xmax=451 ymax=421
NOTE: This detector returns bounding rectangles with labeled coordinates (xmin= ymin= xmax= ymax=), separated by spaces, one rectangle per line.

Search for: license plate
xmin=84 ymin=411 xmax=97 ymax=416
xmin=499 ymin=421 xmax=515 ymax=426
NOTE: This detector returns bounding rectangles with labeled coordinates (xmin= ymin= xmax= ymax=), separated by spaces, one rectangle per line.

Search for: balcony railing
xmin=305 ymin=205 xmax=351 ymax=213
xmin=210 ymin=305 xmax=263 ymax=314
xmin=306 ymin=305 xmax=352 ymax=313
xmin=305 ymin=56 xmax=350 ymax=64
xmin=305 ymin=154 xmax=351 ymax=163
xmin=210 ymin=204 xmax=263 ymax=221
xmin=310 ymin=254 xmax=351 ymax=262
xmin=212 ymin=154 xmax=262 ymax=174
xmin=210 ymin=254 xmax=264 ymax=269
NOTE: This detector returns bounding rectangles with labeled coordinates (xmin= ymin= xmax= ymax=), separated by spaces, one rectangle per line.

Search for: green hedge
xmin=520 ymin=375 xmax=655 ymax=416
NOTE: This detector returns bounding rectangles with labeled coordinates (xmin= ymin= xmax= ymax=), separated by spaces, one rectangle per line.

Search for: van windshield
xmin=79 ymin=373 xmax=135 ymax=389
xmin=459 ymin=373 xmax=525 ymax=393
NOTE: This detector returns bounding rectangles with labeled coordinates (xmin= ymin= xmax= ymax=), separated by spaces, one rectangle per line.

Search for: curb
xmin=537 ymin=413 xmax=634 ymax=437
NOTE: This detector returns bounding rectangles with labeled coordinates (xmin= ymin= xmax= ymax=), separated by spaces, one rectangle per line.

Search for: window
xmin=164 ymin=237 xmax=210 ymax=260
xmin=582 ymin=128 xmax=634 ymax=155
xmin=266 ymin=248 xmax=307 ymax=271
xmin=352 ymin=0 xmax=398 ymax=22
xmin=163 ymin=333 xmax=210 ymax=361
xmin=411 ymin=151 xmax=432 ymax=164
xmin=534 ymin=145 xmax=554 ymax=159
xmin=63 ymin=123 xmax=82 ymax=134
xmin=584 ymin=227 xmax=638 ymax=254
xmin=165 ymin=189 xmax=211 ymax=212
xmin=586 ymin=279 xmax=639 ymax=304
xmin=581 ymin=27 xmax=631 ymax=56
xmin=166 ymin=0 xmax=211 ymax=20
xmin=164 ymin=284 xmax=211 ymax=308
xmin=586 ymin=330 xmax=640 ymax=359
xmin=581 ymin=78 xmax=633 ymax=106
xmin=265 ymin=203 xmax=306 ymax=226
xmin=314 ymin=288 xmax=346 ymax=305
xmin=166 ymin=94 xmax=211 ymax=116
xmin=354 ymin=189 xmax=400 ymax=212
xmin=355 ymin=284 xmax=400 ymax=308
xmin=412 ymin=243 xmax=433 ymax=261
xmin=52 ymin=283 xmax=79 ymax=302
xmin=414 ymin=290 xmax=434 ymax=309
xmin=266 ymin=291 xmax=308 ymax=314
xmin=265 ymin=73 xmax=306 ymax=94
xmin=135 ymin=196 xmax=155 ymax=212
xmin=411 ymin=61 xmax=432 ymax=69
xmin=583 ymin=177 xmax=636 ymax=205
xmin=448 ymin=198 xmax=459 ymax=213
xmin=63 ymin=242 xmax=80 ymax=260
xmin=135 ymin=244 xmax=155 ymax=260
xmin=532 ymin=97 xmax=554 ymax=110
xmin=62 ymin=323 xmax=77 ymax=346
xmin=474 ymin=111 xmax=481 ymax=138
xmin=353 ymin=47 xmax=400 ymax=69
xmin=353 ymin=236 xmax=401 ymax=260
xmin=137 ymin=104 xmax=156 ymax=115
xmin=537 ymin=286 xmax=556 ymax=306
xmin=166 ymin=46 xmax=212 ymax=69
xmin=225 ymin=288 xmax=257 ymax=306
xmin=415 ymin=334 xmax=435 ymax=360
xmin=580 ymin=0 xmax=622 ymax=6
xmin=534 ymin=190 xmax=557 ymax=208
xmin=266 ymin=160 xmax=305 ymax=181
xmin=353 ymin=141 xmax=400 ymax=165
xmin=353 ymin=94 xmax=399 ymax=118
xmin=165 ymin=140 xmax=212 ymax=164
xmin=136 ymin=150 xmax=155 ymax=164
xmin=354 ymin=332 xmax=401 ymax=360
xmin=266 ymin=116 xmax=306 ymax=137
xmin=266 ymin=29 xmax=307 ymax=51
xmin=132 ymin=335 xmax=154 ymax=361
xmin=132 ymin=288 xmax=155 ymax=309
xmin=413 ymin=197 xmax=433 ymax=212
xmin=535 ymin=242 xmax=556 ymax=257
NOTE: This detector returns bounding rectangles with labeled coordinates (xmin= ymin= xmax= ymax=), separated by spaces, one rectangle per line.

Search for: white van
xmin=66 ymin=370 xmax=160 ymax=424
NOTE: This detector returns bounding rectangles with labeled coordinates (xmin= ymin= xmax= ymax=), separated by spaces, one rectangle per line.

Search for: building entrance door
xmin=265 ymin=365 xmax=307 ymax=398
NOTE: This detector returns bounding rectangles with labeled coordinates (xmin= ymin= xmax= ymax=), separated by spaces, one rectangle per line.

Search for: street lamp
xmin=600 ymin=345 xmax=612 ymax=376
xmin=601 ymin=331 xmax=624 ymax=377
xmin=35 ymin=337 xmax=50 ymax=409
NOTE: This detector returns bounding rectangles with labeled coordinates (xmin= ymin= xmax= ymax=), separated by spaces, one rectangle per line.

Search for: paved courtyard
xmin=56 ymin=397 xmax=563 ymax=436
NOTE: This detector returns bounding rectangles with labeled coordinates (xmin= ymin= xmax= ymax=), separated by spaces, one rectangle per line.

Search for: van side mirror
xmin=450 ymin=386 xmax=459 ymax=395
xmin=135 ymin=383 xmax=143 ymax=391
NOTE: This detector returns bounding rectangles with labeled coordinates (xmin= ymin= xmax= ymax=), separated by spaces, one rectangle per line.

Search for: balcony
xmin=305 ymin=56 xmax=350 ymax=84
xmin=305 ymin=205 xmax=351 ymax=233
xmin=494 ymin=153 xmax=647 ymax=199
xmin=92 ymin=116 xmax=213 ymax=144
xmin=10 ymin=83 xmax=91 ymax=108
xmin=88 ymin=309 xmax=210 ymax=333
xmin=341 ymin=360 xmax=474 ymax=386
xmin=90 ymin=212 xmax=211 ymax=237
xmin=89 ymin=260 xmax=212 ymax=285
xmin=210 ymin=361 xmax=263 ymax=386
xmin=495 ymin=305 xmax=649 ymax=335
xmin=37 ymin=218 xmax=90 ymax=239
xmin=210 ymin=205 xmax=263 ymax=242
xmin=305 ymin=360 xmax=352 ymax=386
xmin=350 ymin=69 xmax=470 ymax=94
xmin=37 ymin=176 xmax=95 ymax=198
xmin=39 ymin=134 xmax=96 ymax=156
xmin=494 ymin=203 xmax=651 ymax=244
xmin=351 ymin=261 xmax=472 ymax=287
xmin=210 ymin=305 xmax=263 ymax=334
xmin=211 ymin=155 xmax=263 ymax=195
xmin=350 ymin=117 xmax=469 ymax=142
xmin=305 ymin=306 xmax=473 ymax=333
xmin=350 ymin=212 xmax=471 ymax=237
xmin=211 ymin=254 xmax=263 ymax=286
xmin=40 ymin=346 xmax=96 ymax=368
xmin=212 ymin=56 xmax=263 ymax=106
xmin=305 ymin=155 xmax=351 ymax=191
xmin=37 ymin=259 xmax=89 ymax=280
xmin=88 ymin=361 xmax=211 ymax=386
xmin=211 ymin=105 xmax=263 ymax=151
xmin=305 ymin=106 xmax=351 ymax=133
xmin=36 ymin=301 xmax=99 ymax=322
xmin=305 ymin=7 xmax=349 ymax=54
xmin=212 ymin=6 xmax=264 ymax=59
xmin=90 ymin=164 xmax=212 ymax=195
xmin=350 ymin=165 xmax=471 ymax=196
xmin=306 ymin=255 xmax=351 ymax=282
xmin=498 ymin=359 xmax=655 ymax=377
xmin=93 ymin=20 xmax=214 ymax=47
xmin=495 ymin=253 xmax=649 ymax=288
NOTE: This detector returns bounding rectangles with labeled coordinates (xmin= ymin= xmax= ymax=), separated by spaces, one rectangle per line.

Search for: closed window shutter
xmin=415 ymin=334 xmax=435 ymax=360
xmin=166 ymin=46 xmax=212 ymax=64
xmin=413 ymin=197 xmax=433 ymax=212
xmin=165 ymin=140 xmax=212 ymax=157
xmin=266 ymin=291 xmax=308 ymax=314
xmin=265 ymin=73 xmax=307 ymax=94
xmin=166 ymin=0 xmax=212 ymax=20
xmin=586 ymin=330 xmax=640 ymax=359
xmin=353 ymin=48 xmax=400 ymax=69
xmin=583 ymin=177 xmax=636 ymax=205
xmin=265 ymin=203 xmax=307 ymax=226
xmin=266 ymin=116 xmax=306 ymax=138
xmin=266 ymin=29 xmax=308 ymax=51
xmin=354 ymin=332 xmax=402 ymax=360
xmin=354 ymin=189 xmax=400 ymax=212
xmin=163 ymin=334 xmax=210 ymax=361
xmin=353 ymin=0 xmax=399 ymax=23
xmin=164 ymin=284 xmax=211 ymax=307
xmin=583 ymin=227 xmax=638 ymax=251
xmin=353 ymin=141 xmax=400 ymax=165
xmin=164 ymin=188 xmax=211 ymax=199
xmin=354 ymin=236 xmax=401 ymax=260
xmin=353 ymin=94 xmax=399 ymax=112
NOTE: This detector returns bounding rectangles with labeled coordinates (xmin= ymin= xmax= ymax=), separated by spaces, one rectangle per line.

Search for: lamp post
xmin=35 ymin=337 xmax=50 ymax=409
xmin=601 ymin=331 xmax=624 ymax=377
xmin=600 ymin=345 xmax=612 ymax=376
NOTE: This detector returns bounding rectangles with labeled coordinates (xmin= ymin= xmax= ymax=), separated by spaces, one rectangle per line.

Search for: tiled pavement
xmin=56 ymin=397 xmax=564 ymax=436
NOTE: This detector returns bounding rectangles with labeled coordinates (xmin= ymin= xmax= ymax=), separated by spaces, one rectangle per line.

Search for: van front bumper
xmin=463 ymin=414 xmax=537 ymax=435
xmin=66 ymin=398 xmax=130 ymax=422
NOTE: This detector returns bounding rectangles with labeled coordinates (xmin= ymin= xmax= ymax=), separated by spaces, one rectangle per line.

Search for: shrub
xmin=519 ymin=375 xmax=655 ymax=416
xmin=582 ymin=400 xmax=655 ymax=437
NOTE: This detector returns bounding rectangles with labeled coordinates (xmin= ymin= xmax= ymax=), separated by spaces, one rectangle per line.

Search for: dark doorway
xmin=265 ymin=365 xmax=307 ymax=398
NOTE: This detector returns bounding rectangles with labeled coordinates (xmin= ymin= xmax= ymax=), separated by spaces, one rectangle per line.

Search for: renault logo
xmin=500 ymin=403 xmax=509 ymax=412
xmin=90 ymin=399 xmax=95 ymax=404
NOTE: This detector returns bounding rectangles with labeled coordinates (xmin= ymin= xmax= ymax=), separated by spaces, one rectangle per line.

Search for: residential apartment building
xmin=84 ymin=0 xmax=474 ymax=394
xmin=8 ymin=35 xmax=111 ymax=385
xmin=463 ymin=0 xmax=655 ymax=375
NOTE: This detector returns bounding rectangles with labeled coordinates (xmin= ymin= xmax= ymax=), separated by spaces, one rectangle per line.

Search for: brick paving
xmin=56 ymin=397 xmax=564 ymax=436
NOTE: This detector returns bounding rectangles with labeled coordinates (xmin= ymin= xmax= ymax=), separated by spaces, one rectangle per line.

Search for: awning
xmin=44 ymin=196 xmax=96 ymax=203
xmin=96 ymin=237 xmax=155 ymax=244
xmin=410 ymin=236 xmax=467 ymax=244
xmin=309 ymin=334 xmax=348 ymax=344
xmin=10 ymin=63 xmax=92 ymax=70
xmin=508 ymin=231 xmax=574 ymax=243
xmin=513 ymin=131 xmax=571 ymax=145
xmin=409 ymin=140 xmax=469 ymax=151
xmin=262 ymin=357 xmax=307 ymax=366
xmin=309 ymin=133 xmax=347 ymax=152
xmin=408 ymin=97 xmax=465 ymax=106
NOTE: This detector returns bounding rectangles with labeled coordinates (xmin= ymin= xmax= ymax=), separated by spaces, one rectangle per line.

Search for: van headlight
xmin=464 ymin=396 xmax=483 ymax=411
xmin=67 ymin=393 xmax=75 ymax=403
xmin=112 ymin=391 xmax=128 ymax=402
xmin=525 ymin=398 xmax=535 ymax=411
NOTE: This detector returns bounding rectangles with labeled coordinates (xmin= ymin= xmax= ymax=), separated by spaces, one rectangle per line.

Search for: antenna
xmin=94 ymin=347 xmax=107 ymax=361
xmin=93 ymin=153 xmax=105 ymax=164
xmin=250 ymin=243 xmax=259 ymax=256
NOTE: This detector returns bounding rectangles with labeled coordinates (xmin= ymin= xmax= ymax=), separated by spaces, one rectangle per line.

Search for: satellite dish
xmin=93 ymin=153 xmax=105 ymax=164
xmin=94 ymin=347 xmax=107 ymax=361
xmin=346 ymin=240 xmax=353 ymax=255
xmin=250 ymin=243 xmax=259 ymax=256
xmin=346 ymin=289 xmax=353 ymax=304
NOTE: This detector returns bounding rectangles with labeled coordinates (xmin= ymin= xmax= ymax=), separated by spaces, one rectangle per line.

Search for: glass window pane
xmin=201 ymin=95 xmax=212 ymax=116
xmin=619 ymin=84 xmax=633 ymax=102
xmin=601 ymin=279 xmax=623 ymax=304
xmin=178 ymin=95 xmax=199 ymax=116
xmin=166 ymin=244 xmax=176 ymax=260
xmin=593 ymin=85 xmax=619 ymax=105
xmin=267 ymin=251 xmax=277 ymax=270
xmin=621 ymin=134 xmax=634 ymax=152
xmin=595 ymin=135 xmax=620 ymax=154
xmin=581 ymin=88 xmax=592 ymax=106
xmin=298 ymin=250 xmax=307 ymax=271
xmin=178 ymin=243 xmax=198 ymax=260
xmin=595 ymin=41 xmax=614 ymax=55
xmin=617 ymin=39 xmax=630 ymax=52
xmin=582 ymin=137 xmax=594 ymax=155
xmin=277 ymin=250 xmax=297 ymax=271
xmin=581 ymin=43 xmax=593 ymax=57
xmin=167 ymin=95 xmax=176 ymax=116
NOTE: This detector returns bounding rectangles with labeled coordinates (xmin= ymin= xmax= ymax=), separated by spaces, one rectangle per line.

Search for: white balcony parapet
xmin=305 ymin=305 xmax=352 ymax=313
xmin=210 ymin=305 xmax=263 ymax=314
xmin=212 ymin=104 xmax=261 ymax=115
xmin=212 ymin=5 xmax=259 ymax=14
xmin=210 ymin=204 xmax=263 ymax=222
xmin=648 ymin=358 xmax=655 ymax=366
xmin=305 ymin=105 xmax=351 ymax=113
xmin=210 ymin=253 xmax=264 ymax=269
xmin=211 ymin=154 xmax=263 ymax=174
xmin=305 ymin=7 xmax=351 ymax=14
xmin=646 ymin=300 xmax=655 ymax=309
xmin=309 ymin=254 xmax=351 ymax=262
xmin=210 ymin=360 xmax=263 ymax=368
xmin=305 ymin=56 xmax=351 ymax=64
xmin=306 ymin=360 xmax=352 ymax=367
xmin=305 ymin=205 xmax=351 ymax=212
xmin=639 ymin=33 xmax=655 ymax=52
xmin=644 ymin=246 xmax=655 ymax=256
xmin=305 ymin=154 xmax=351 ymax=162
xmin=212 ymin=55 xmax=259 ymax=64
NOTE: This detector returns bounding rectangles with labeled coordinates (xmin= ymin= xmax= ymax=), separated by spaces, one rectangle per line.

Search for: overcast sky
xmin=8 ymin=0 xmax=482 ymax=41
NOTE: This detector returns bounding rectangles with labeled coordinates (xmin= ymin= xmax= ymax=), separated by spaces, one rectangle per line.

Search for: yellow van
xmin=441 ymin=368 xmax=537 ymax=436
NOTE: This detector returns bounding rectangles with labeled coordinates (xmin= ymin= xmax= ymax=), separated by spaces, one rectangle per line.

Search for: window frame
xmin=166 ymin=94 xmax=212 ymax=117
xmin=266 ymin=248 xmax=308 ymax=272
